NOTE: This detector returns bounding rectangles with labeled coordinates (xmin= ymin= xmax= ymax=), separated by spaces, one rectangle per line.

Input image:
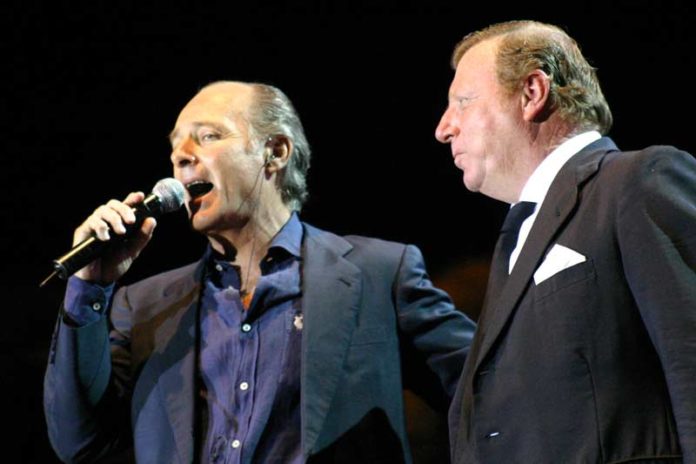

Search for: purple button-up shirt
xmin=198 ymin=214 xmax=303 ymax=463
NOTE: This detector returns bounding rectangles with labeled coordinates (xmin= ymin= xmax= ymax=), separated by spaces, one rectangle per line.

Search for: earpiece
xmin=264 ymin=136 xmax=276 ymax=166
xmin=264 ymin=135 xmax=286 ymax=167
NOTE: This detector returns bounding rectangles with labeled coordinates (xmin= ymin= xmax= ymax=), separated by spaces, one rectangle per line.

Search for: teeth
xmin=186 ymin=180 xmax=213 ymax=199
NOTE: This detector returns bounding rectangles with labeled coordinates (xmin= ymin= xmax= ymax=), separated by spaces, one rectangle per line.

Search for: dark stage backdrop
xmin=4 ymin=1 xmax=695 ymax=462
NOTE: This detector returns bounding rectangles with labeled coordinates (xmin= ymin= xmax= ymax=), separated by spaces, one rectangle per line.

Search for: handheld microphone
xmin=40 ymin=178 xmax=186 ymax=286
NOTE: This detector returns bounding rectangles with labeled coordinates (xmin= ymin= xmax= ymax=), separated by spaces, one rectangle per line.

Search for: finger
xmin=127 ymin=217 xmax=157 ymax=256
xmin=71 ymin=192 xmax=147 ymax=246
xmin=105 ymin=198 xmax=137 ymax=226
xmin=95 ymin=203 xmax=130 ymax=235
xmin=140 ymin=217 xmax=157 ymax=237
xmin=138 ymin=217 xmax=157 ymax=244
xmin=85 ymin=207 xmax=114 ymax=240
xmin=108 ymin=191 xmax=149 ymax=228
xmin=123 ymin=191 xmax=146 ymax=207
xmin=73 ymin=220 xmax=100 ymax=245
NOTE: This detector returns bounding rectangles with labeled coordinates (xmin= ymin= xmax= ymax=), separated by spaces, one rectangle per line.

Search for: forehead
xmin=450 ymin=39 xmax=500 ymax=94
xmin=175 ymin=83 xmax=255 ymax=127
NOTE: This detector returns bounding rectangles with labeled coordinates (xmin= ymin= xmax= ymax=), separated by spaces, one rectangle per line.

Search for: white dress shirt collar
xmin=508 ymin=130 xmax=601 ymax=273
xmin=518 ymin=130 xmax=602 ymax=205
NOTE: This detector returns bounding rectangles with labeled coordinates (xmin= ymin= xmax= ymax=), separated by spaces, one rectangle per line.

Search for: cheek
xmin=464 ymin=107 xmax=495 ymax=134
xmin=460 ymin=114 xmax=494 ymax=154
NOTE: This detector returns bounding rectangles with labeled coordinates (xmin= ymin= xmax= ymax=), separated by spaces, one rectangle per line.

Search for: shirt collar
xmin=518 ymin=131 xmax=601 ymax=205
xmin=268 ymin=211 xmax=303 ymax=258
xmin=204 ymin=212 xmax=304 ymax=270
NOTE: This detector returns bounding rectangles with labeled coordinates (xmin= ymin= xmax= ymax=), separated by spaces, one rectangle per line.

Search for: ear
xmin=520 ymin=69 xmax=552 ymax=123
xmin=264 ymin=135 xmax=293 ymax=173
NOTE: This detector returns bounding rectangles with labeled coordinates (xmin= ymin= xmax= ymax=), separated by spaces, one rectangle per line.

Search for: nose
xmin=435 ymin=107 xmax=457 ymax=144
xmin=170 ymin=138 xmax=197 ymax=169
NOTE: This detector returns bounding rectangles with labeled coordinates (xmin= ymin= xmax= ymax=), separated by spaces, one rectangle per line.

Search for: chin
xmin=463 ymin=177 xmax=479 ymax=192
xmin=189 ymin=213 xmax=214 ymax=234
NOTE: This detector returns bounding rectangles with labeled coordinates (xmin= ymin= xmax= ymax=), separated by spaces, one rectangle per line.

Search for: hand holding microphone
xmin=41 ymin=178 xmax=185 ymax=286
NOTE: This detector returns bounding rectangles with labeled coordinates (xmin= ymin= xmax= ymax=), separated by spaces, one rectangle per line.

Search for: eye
xmin=454 ymin=95 xmax=476 ymax=111
xmin=198 ymin=130 xmax=220 ymax=143
xmin=194 ymin=127 xmax=222 ymax=144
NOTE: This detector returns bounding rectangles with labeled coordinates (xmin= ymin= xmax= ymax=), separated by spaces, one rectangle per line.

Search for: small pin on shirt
xmin=293 ymin=314 xmax=303 ymax=331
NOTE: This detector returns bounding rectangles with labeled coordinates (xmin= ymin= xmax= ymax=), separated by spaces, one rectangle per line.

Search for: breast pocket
xmin=532 ymin=258 xmax=596 ymax=302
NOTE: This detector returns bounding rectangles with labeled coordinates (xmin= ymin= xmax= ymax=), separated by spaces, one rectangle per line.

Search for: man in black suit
xmin=435 ymin=20 xmax=696 ymax=463
xmin=44 ymin=81 xmax=476 ymax=463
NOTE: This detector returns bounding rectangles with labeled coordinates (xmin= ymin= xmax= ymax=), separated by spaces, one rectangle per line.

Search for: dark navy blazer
xmin=45 ymin=223 xmax=476 ymax=463
xmin=451 ymin=139 xmax=696 ymax=463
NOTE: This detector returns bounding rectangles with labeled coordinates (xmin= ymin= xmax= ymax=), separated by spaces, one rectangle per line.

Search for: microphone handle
xmin=52 ymin=194 xmax=162 ymax=279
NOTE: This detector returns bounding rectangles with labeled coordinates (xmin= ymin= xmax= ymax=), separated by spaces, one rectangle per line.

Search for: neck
xmin=209 ymin=206 xmax=291 ymax=262
xmin=503 ymin=117 xmax=579 ymax=203
xmin=207 ymin=201 xmax=292 ymax=294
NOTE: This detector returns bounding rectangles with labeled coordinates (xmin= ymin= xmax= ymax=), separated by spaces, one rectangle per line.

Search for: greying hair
xmin=248 ymin=83 xmax=311 ymax=212
xmin=452 ymin=20 xmax=613 ymax=134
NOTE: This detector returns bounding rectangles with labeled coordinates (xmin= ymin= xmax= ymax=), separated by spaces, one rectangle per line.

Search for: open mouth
xmin=186 ymin=181 xmax=214 ymax=199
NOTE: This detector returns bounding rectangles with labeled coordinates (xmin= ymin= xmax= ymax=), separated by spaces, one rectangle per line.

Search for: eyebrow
xmin=449 ymin=91 xmax=479 ymax=104
xmin=168 ymin=121 xmax=229 ymax=145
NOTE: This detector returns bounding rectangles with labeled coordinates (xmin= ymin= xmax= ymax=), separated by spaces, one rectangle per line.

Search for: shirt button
xmin=91 ymin=302 xmax=102 ymax=311
xmin=241 ymin=323 xmax=252 ymax=333
xmin=215 ymin=264 xmax=223 ymax=272
xmin=239 ymin=382 xmax=249 ymax=391
xmin=231 ymin=439 xmax=241 ymax=449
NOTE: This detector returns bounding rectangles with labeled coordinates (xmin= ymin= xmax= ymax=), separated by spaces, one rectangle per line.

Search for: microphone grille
xmin=152 ymin=178 xmax=186 ymax=213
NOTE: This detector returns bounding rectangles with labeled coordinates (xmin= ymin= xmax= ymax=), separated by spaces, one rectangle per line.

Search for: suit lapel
xmin=472 ymin=138 xmax=615 ymax=374
xmin=141 ymin=262 xmax=204 ymax=464
xmin=300 ymin=224 xmax=362 ymax=457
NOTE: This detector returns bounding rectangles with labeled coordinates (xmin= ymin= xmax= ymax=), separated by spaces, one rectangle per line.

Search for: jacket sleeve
xmin=618 ymin=147 xmax=696 ymax=461
xmin=43 ymin=286 xmax=133 ymax=463
xmin=393 ymin=244 xmax=476 ymax=405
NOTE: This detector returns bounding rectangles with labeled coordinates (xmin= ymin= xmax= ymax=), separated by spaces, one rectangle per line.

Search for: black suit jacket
xmin=45 ymin=222 xmax=476 ymax=463
xmin=451 ymin=138 xmax=696 ymax=463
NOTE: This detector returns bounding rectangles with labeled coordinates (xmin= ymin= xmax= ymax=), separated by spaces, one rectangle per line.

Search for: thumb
xmin=128 ymin=217 xmax=158 ymax=255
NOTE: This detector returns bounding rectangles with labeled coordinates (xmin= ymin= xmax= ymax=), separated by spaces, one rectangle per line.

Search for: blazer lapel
xmin=472 ymin=138 xmax=616 ymax=374
xmin=300 ymin=224 xmax=362 ymax=457
xmin=138 ymin=262 xmax=204 ymax=464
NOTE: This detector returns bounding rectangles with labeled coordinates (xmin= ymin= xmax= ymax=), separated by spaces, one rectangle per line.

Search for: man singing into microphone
xmin=44 ymin=81 xmax=475 ymax=463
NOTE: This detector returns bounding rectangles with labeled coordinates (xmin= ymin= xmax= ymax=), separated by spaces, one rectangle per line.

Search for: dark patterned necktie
xmin=501 ymin=201 xmax=537 ymax=264
xmin=489 ymin=201 xmax=537 ymax=289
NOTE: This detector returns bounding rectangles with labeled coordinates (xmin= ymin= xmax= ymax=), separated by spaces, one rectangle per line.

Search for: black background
xmin=3 ymin=1 xmax=695 ymax=462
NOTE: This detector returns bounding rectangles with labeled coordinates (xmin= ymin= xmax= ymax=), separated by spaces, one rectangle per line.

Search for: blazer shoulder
xmin=302 ymin=222 xmax=412 ymax=273
xmin=116 ymin=260 xmax=201 ymax=306
xmin=344 ymin=236 xmax=421 ymax=284
xmin=590 ymin=145 xmax=696 ymax=220
xmin=344 ymin=235 xmax=408 ymax=257
xmin=603 ymin=144 xmax=695 ymax=173
xmin=303 ymin=222 xmax=408 ymax=255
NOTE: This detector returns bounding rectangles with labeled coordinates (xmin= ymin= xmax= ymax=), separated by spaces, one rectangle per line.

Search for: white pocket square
xmin=533 ymin=244 xmax=586 ymax=285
